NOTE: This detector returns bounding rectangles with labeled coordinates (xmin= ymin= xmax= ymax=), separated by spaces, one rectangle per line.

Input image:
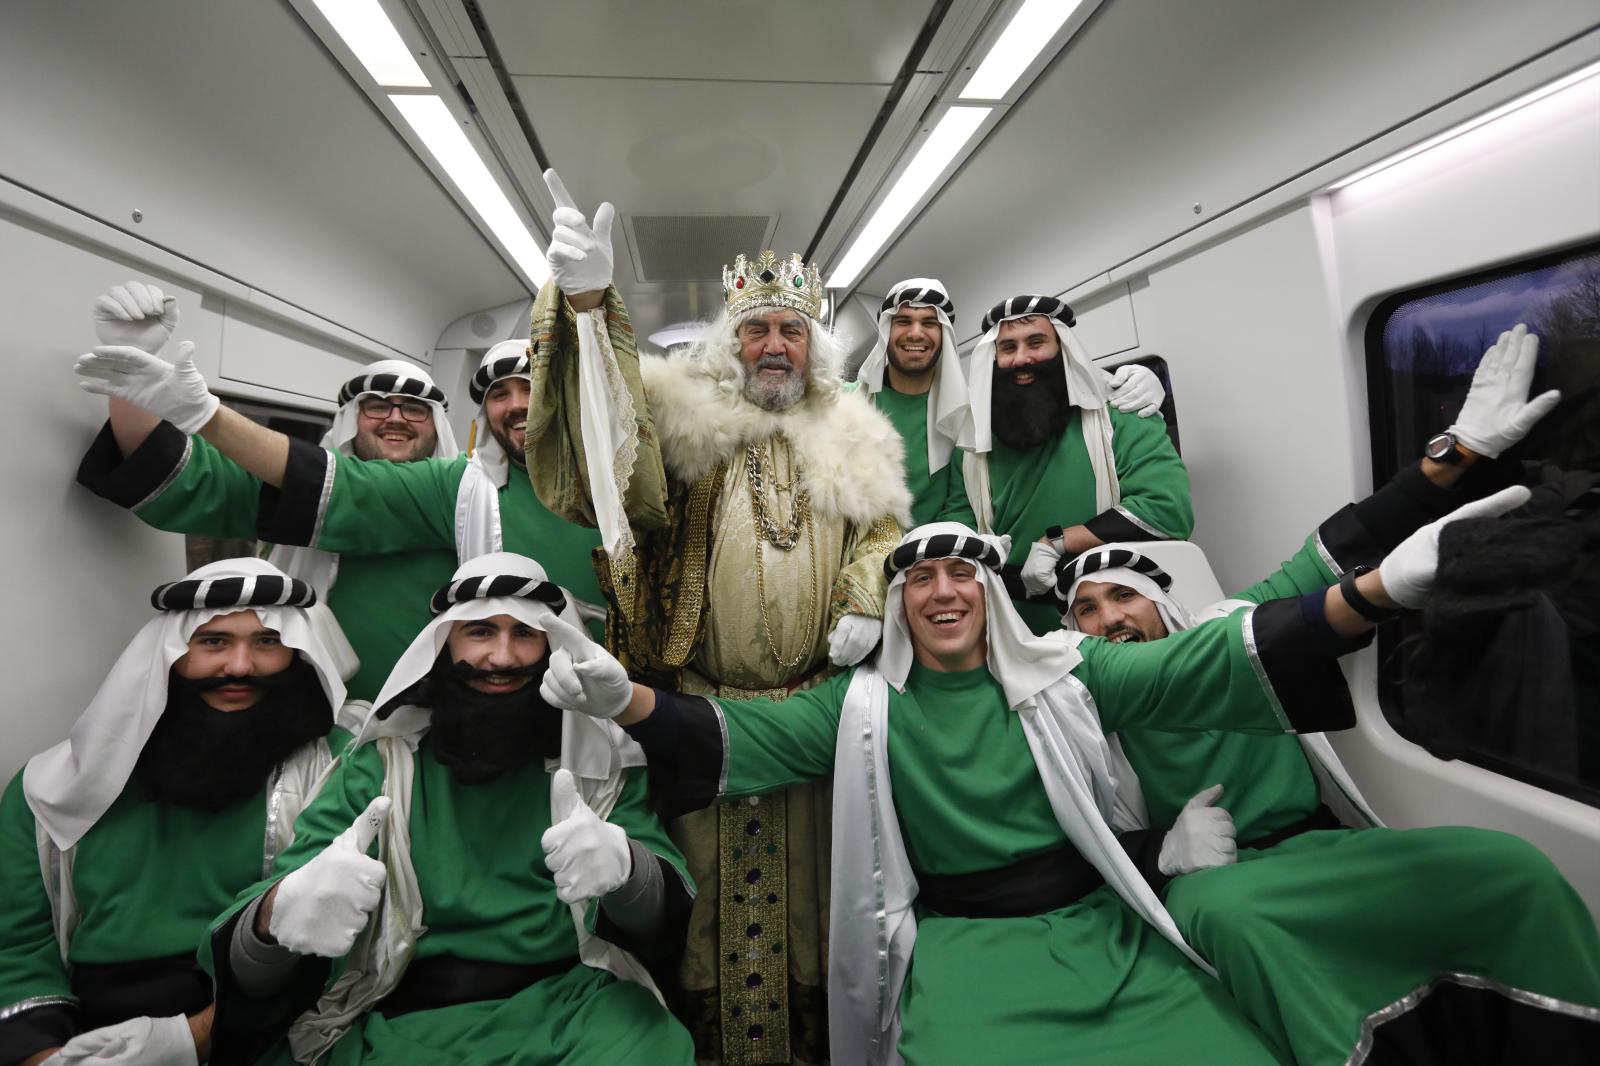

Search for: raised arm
xmin=524 ymin=170 xmax=669 ymax=532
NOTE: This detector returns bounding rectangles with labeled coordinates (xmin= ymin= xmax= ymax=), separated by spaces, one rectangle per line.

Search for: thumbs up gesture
xmin=540 ymin=769 xmax=631 ymax=904
xmin=267 ymin=797 xmax=391 ymax=957
xmin=1157 ymin=785 xmax=1238 ymax=876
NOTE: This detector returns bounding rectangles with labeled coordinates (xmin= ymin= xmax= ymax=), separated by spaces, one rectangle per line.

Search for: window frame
xmin=1363 ymin=238 xmax=1600 ymax=808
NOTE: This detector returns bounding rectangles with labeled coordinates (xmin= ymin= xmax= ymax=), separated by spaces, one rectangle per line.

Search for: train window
xmin=183 ymin=400 xmax=330 ymax=570
xmin=1365 ymin=242 xmax=1600 ymax=806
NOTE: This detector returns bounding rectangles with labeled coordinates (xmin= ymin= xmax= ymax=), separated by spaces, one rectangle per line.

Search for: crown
xmin=722 ymin=250 xmax=824 ymax=319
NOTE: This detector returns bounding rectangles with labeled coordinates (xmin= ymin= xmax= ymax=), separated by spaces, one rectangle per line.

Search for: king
xmin=522 ymin=172 xmax=910 ymax=1064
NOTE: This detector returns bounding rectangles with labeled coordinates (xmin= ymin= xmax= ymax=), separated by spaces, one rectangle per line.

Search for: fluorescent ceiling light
xmin=312 ymin=0 xmax=429 ymax=87
xmin=389 ymin=95 xmax=549 ymax=285
xmin=827 ymin=106 xmax=991 ymax=289
xmin=960 ymin=0 xmax=1084 ymax=101
xmin=1330 ymin=59 xmax=1600 ymax=190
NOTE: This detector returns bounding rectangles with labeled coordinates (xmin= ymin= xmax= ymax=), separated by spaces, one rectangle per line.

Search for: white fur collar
xmin=641 ymin=355 xmax=912 ymax=528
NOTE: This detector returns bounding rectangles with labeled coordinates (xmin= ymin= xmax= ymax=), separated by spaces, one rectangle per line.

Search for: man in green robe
xmin=74 ymin=321 xmax=611 ymax=694
xmin=204 ymin=553 xmax=693 ymax=1066
xmin=1052 ymin=327 xmax=1599 ymax=1065
xmin=74 ymin=279 xmax=466 ymax=702
xmin=0 ymin=558 xmax=357 ymax=1066
xmin=961 ymin=295 xmax=1194 ymax=633
xmin=853 ymin=277 xmax=1168 ymax=527
xmin=535 ymin=511 xmax=1496 ymax=1065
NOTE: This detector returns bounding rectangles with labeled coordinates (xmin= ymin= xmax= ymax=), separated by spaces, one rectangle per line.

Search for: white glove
xmin=51 ymin=1014 xmax=197 ymax=1065
xmin=543 ymin=169 xmax=615 ymax=295
xmin=827 ymin=614 xmax=882 ymax=666
xmin=1377 ymin=485 xmax=1532 ymax=609
xmin=1019 ymin=537 xmax=1064 ymax=597
xmin=268 ymin=797 xmax=390 ymax=958
xmin=1106 ymin=363 xmax=1165 ymax=419
xmin=73 ymin=344 xmax=219 ymax=434
xmin=539 ymin=639 xmax=633 ymax=720
xmin=541 ymin=768 xmax=632 ymax=904
xmin=1157 ymin=785 xmax=1237 ymax=876
xmin=1449 ymin=324 xmax=1561 ymax=459
xmin=92 ymin=282 xmax=178 ymax=355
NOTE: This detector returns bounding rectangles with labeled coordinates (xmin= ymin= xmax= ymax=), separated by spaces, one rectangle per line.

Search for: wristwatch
xmin=1424 ymin=431 xmax=1468 ymax=465
xmin=1338 ymin=565 xmax=1403 ymax=624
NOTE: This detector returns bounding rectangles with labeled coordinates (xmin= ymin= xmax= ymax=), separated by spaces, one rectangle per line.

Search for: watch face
xmin=1425 ymin=433 xmax=1456 ymax=460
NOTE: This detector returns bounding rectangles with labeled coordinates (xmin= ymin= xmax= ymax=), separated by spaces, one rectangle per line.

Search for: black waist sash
xmin=916 ymin=845 xmax=1105 ymax=919
xmin=1242 ymin=803 xmax=1344 ymax=852
xmin=72 ymin=954 xmax=211 ymax=1030
xmin=376 ymin=954 xmax=580 ymax=1018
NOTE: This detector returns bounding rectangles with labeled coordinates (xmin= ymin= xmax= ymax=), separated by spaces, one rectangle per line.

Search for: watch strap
xmin=1339 ymin=565 xmax=1402 ymax=624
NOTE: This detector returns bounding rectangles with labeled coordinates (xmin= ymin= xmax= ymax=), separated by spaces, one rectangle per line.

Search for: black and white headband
xmin=469 ymin=352 xmax=531 ymax=405
xmin=429 ymin=573 xmax=567 ymax=616
xmin=151 ymin=574 xmax=316 ymax=611
xmin=881 ymin=284 xmax=955 ymax=322
xmin=1054 ymin=548 xmax=1173 ymax=605
xmin=336 ymin=371 xmax=448 ymax=410
xmin=884 ymin=531 xmax=1005 ymax=579
xmin=979 ymin=294 xmax=1075 ymax=334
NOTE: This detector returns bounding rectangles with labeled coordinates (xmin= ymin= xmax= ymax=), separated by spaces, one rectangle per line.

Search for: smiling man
xmin=204 ymin=553 xmax=693 ymax=1065
xmin=75 ymin=319 xmax=611 ymax=675
xmin=75 ymin=280 xmax=469 ymax=700
xmin=0 ymin=558 xmax=356 ymax=1066
xmin=536 ymin=513 xmax=1506 ymax=1065
xmin=959 ymin=295 xmax=1194 ymax=634
xmin=854 ymin=277 xmax=1168 ymax=528
xmin=1042 ymin=324 xmax=1600 ymax=1064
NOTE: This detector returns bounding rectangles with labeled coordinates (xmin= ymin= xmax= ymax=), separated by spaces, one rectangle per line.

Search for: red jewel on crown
xmin=735 ymin=277 xmax=745 ymax=289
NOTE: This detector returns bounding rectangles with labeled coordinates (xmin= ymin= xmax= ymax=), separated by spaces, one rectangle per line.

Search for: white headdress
xmin=1055 ymin=545 xmax=1196 ymax=635
xmin=466 ymin=341 xmax=531 ymax=489
xmin=878 ymin=521 xmax=1084 ymax=708
xmin=856 ymin=278 xmax=972 ymax=473
xmin=324 ymin=359 xmax=459 ymax=460
xmin=23 ymin=558 xmax=350 ymax=850
xmin=966 ymin=295 xmax=1109 ymax=454
xmin=270 ymin=361 xmax=458 ymax=599
xmin=360 ymin=552 xmax=639 ymax=781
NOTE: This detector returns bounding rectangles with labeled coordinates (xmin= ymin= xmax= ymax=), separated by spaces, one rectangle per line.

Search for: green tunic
xmin=1116 ymin=538 xmax=1600 ymax=1063
xmin=108 ymin=431 xmax=456 ymax=702
xmin=708 ymin=616 xmax=1303 ymax=1065
xmin=986 ymin=407 xmax=1193 ymax=633
xmin=0 ymin=768 xmax=273 ymax=1061
xmin=221 ymin=739 xmax=693 ymax=1064
xmin=869 ymin=386 xmax=975 ymax=529
xmin=1117 ymin=537 xmax=1337 ymax=839
xmin=303 ymin=451 xmax=606 ymax=647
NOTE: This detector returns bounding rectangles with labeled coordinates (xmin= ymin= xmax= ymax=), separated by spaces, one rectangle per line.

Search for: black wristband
xmin=1338 ymin=565 xmax=1403 ymax=624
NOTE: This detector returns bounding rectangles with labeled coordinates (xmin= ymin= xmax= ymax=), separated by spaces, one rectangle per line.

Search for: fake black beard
xmin=134 ymin=658 xmax=333 ymax=811
xmin=990 ymin=357 xmax=1072 ymax=451
xmin=425 ymin=656 xmax=562 ymax=785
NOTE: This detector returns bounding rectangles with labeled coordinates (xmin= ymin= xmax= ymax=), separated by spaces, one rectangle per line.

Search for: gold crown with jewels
xmin=722 ymin=250 xmax=825 ymax=319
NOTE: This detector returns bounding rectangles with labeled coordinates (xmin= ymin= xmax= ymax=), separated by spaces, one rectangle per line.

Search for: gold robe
xmin=525 ymin=283 xmax=908 ymax=1064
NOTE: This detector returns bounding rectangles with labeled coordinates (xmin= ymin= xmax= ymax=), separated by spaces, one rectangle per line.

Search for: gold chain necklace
xmin=746 ymin=439 xmax=819 ymax=671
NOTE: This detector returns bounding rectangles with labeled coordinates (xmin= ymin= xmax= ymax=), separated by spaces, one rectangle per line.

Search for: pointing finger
xmin=543 ymin=169 xmax=578 ymax=213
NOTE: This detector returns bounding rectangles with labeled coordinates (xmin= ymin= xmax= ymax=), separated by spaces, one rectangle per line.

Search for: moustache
xmin=755 ymin=354 xmax=795 ymax=373
xmin=998 ymin=356 xmax=1063 ymax=384
xmin=440 ymin=659 xmax=547 ymax=683
xmin=182 ymin=670 xmax=302 ymax=693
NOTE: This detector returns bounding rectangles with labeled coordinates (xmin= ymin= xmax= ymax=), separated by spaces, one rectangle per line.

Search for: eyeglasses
xmin=358 ymin=397 xmax=433 ymax=423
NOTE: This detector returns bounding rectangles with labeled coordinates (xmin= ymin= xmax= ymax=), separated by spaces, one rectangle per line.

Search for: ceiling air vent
xmin=624 ymin=214 xmax=778 ymax=282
